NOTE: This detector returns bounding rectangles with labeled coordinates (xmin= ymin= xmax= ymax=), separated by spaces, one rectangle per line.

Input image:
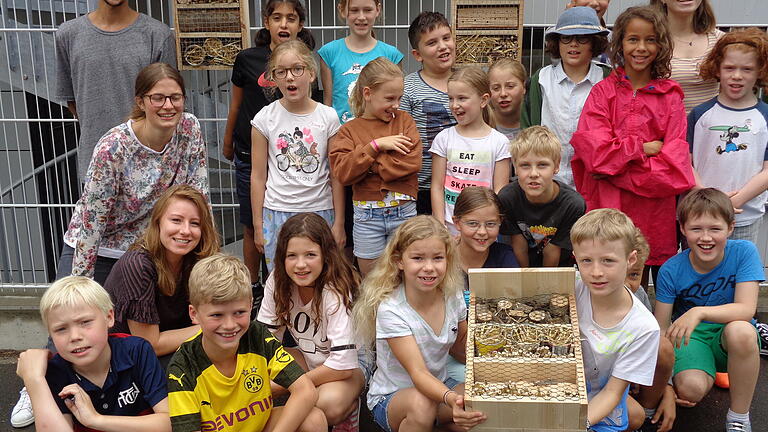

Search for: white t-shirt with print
xmin=576 ymin=274 xmax=660 ymax=426
xmin=429 ymin=126 xmax=511 ymax=224
xmin=367 ymin=285 xmax=467 ymax=410
xmin=251 ymin=100 xmax=341 ymax=212
xmin=257 ymin=274 xmax=358 ymax=371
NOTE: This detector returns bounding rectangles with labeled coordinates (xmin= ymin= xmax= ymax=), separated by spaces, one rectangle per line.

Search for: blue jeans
xmin=262 ymin=208 xmax=334 ymax=271
xmin=56 ymin=244 xmax=118 ymax=286
xmin=352 ymin=201 xmax=416 ymax=259
xmin=371 ymin=377 xmax=461 ymax=432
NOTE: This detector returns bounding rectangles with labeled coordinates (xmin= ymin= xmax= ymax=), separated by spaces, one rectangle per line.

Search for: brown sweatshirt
xmin=329 ymin=110 xmax=422 ymax=201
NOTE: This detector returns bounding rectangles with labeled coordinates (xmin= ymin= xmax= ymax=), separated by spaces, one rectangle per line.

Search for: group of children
xmin=15 ymin=0 xmax=768 ymax=431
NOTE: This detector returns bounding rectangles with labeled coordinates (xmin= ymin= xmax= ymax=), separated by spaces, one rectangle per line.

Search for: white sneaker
xmin=10 ymin=387 xmax=34 ymax=428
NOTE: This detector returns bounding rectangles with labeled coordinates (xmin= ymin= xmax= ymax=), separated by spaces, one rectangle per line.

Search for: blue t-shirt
xmin=46 ymin=335 xmax=167 ymax=427
xmin=656 ymin=240 xmax=764 ymax=321
xmin=318 ymin=38 xmax=403 ymax=123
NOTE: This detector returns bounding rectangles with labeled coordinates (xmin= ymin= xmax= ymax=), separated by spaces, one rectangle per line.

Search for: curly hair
xmin=649 ymin=0 xmax=716 ymax=35
xmin=609 ymin=6 xmax=673 ymax=80
xmin=699 ymin=27 xmax=768 ymax=90
xmin=544 ymin=34 xmax=610 ymax=61
xmin=272 ymin=213 xmax=359 ymax=329
xmin=352 ymin=215 xmax=462 ymax=347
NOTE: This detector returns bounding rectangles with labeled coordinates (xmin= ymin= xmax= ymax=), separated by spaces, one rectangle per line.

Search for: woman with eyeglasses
xmin=57 ymin=62 xmax=209 ymax=282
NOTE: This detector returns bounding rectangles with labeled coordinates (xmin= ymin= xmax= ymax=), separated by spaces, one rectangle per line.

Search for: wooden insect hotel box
xmin=451 ymin=0 xmax=524 ymax=67
xmin=172 ymin=0 xmax=250 ymax=70
xmin=465 ymin=268 xmax=588 ymax=431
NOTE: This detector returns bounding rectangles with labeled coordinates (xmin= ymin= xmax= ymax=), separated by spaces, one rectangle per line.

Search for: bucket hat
xmin=546 ymin=6 xmax=609 ymax=40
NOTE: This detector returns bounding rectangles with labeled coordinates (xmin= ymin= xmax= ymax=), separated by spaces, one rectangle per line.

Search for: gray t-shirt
xmin=55 ymin=13 xmax=176 ymax=180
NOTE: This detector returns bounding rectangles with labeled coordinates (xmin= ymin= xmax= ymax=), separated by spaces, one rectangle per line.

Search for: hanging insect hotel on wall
xmin=173 ymin=0 xmax=250 ymax=70
xmin=465 ymin=268 xmax=588 ymax=431
xmin=451 ymin=0 xmax=524 ymax=67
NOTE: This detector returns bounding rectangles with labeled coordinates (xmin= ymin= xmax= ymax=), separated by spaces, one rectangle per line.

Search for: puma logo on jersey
xmin=169 ymin=373 xmax=185 ymax=387
xmin=265 ymin=336 xmax=278 ymax=344
xmin=201 ymin=400 xmax=212 ymax=406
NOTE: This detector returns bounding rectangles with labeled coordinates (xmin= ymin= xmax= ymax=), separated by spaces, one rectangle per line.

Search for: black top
xmin=498 ymin=179 xmax=586 ymax=267
xmin=105 ymin=250 xmax=192 ymax=334
xmin=231 ymin=45 xmax=276 ymax=160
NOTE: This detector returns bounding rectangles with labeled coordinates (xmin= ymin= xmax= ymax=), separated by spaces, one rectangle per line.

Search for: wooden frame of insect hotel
xmin=172 ymin=0 xmax=250 ymax=70
xmin=451 ymin=0 xmax=524 ymax=67
xmin=465 ymin=268 xmax=588 ymax=431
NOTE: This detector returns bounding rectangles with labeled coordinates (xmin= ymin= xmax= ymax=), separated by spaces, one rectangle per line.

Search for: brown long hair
xmin=130 ymin=185 xmax=219 ymax=296
xmin=609 ymin=6 xmax=673 ymax=80
xmin=649 ymin=0 xmax=716 ymax=35
xmin=272 ymin=213 xmax=359 ymax=328
xmin=129 ymin=63 xmax=185 ymax=121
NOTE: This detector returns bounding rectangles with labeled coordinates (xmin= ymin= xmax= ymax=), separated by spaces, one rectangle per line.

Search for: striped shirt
xmin=400 ymin=71 xmax=456 ymax=190
xmin=670 ymin=29 xmax=725 ymax=114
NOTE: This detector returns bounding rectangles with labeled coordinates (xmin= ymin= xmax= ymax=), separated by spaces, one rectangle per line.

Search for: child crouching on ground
xmin=167 ymin=254 xmax=325 ymax=432
xmin=655 ymin=188 xmax=762 ymax=432
xmin=16 ymin=276 xmax=170 ymax=432
xmin=571 ymin=209 xmax=661 ymax=431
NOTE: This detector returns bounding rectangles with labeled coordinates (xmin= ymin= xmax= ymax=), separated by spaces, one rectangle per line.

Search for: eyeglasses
xmin=273 ymin=66 xmax=306 ymax=79
xmin=461 ymin=220 xmax=501 ymax=231
xmin=559 ymin=35 xmax=591 ymax=45
xmin=144 ymin=93 xmax=184 ymax=107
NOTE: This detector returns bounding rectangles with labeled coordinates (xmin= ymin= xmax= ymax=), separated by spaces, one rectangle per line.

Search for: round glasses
xmin=272 ymin=66 xmax=306 ymax=79
xmin=144 ymin=93 xmax=184 ymax=107
xmin=559 ymin=35 xmax=591 ymax=45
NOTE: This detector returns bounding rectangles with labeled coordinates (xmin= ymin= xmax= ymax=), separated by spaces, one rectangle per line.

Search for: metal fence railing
xmin=0 ymin=0 xmax=764 ymax=293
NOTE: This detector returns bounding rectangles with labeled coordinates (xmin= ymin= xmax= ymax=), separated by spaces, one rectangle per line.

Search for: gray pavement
xmin=0 ymin=354 xmax=765 ymax=431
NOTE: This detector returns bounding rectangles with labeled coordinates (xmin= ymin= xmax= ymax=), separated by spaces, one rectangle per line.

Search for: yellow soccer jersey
xmin=167 ymin=321 xmax=304 ymax=432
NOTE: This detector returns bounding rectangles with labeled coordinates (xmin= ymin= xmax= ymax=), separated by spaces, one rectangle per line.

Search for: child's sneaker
xmin=332 ymin=399 xmax=360 ymax=432
xmin=726 ymin=420 xmax=752 ymax=432
xmin=715 ymin=372 xmax=730 ymax=389
xmin=756 ymin=322 xmax=768 ymax=356
xmin=10 ymin=387 xmax=34 ymax=428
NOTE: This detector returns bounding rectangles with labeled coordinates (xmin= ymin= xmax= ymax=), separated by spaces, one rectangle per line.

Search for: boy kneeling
xmin=16 ymin=276 xmax=170 ymax=432
xmin=167 ymin=253 xmax=325 ymax=432
xmin=571 ymin=209 xmax=661 ymax=431
xmin=655 ymin=188 xmax=762 ymax=432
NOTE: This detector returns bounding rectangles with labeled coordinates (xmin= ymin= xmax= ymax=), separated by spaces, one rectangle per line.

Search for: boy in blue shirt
xmin=655 ymin=188 xmax=763 ymax=432
xmin=16 ymin=276 xmax=169 ymax=432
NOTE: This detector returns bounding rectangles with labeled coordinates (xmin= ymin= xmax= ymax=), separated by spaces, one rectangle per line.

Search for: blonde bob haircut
xmin=510 ymin=125 xmax=562 ymax=166
xmin=40 ymin=276 xmax=113 ymax=328
xmin=188 ymin=253 xmax=252 ymax=307
xmin=349 ymin=57 xmax=403 ymax=118
xmin=570 ymin=208 xmax=637 ymax=258
xmin=352 ymin=215 xmax=462 ymax=347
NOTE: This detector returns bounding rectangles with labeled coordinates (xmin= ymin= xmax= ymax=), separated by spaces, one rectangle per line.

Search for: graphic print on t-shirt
xmin=517 ymin=221 xmax=558 ymax=252
xmin=709 ymin=121 xmax=751 ymax=154
xmin=443 ymin=148 xmax=494 ymax=205
xmin=292 ymin=311 xmax=330 ymax=357
xmin=275 ymin=126 xmax=320 ymax=174
xmin=341 ymin=63 xmax=364 ymax=123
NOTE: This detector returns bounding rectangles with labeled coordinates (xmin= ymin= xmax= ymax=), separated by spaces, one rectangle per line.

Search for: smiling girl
xmin=330 ymin=58 xmax=422 ymax=276
xmin=257 ymin=213 xmax=363 ymax=430
xmin=105 ymin=185 xmax=219 ymax=360
xmin=431 ymin=67 xmax=511 ymax=234
xmin=571 ymin=6 xmax=695 ymax=275
xmin=318 ymin=0 xmax=403 ymax=124
xmin=250 ymin=40 xmax=345 ymax=271
xmin=353 ymin=215 xmax=486 ymax=432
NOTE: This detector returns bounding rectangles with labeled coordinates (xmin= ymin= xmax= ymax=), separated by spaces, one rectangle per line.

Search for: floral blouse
xmin=64 ymin=112 xmax=209 ymax=277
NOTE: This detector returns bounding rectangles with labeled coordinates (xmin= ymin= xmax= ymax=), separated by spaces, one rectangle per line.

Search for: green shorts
xmin=673 ymin=322 xmax=760 ymax=378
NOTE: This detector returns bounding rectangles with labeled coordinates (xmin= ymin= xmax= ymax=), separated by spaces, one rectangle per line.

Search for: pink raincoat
xmin=571 ymin=68 xmax=695 ymax=265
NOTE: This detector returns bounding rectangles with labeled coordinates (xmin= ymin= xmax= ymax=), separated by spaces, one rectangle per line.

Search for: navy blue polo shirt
xmin=46 ymin=334 xmax=167 ymax=431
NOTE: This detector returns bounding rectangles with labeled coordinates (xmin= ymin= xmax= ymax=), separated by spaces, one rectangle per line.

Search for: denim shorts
xmin=234 ymin=154 xmax=253 ymax=228
xmin=262 ymin=207 xmax=334 ymax=271
xmin=353 ymin=201 xmax=416 ymax=259
xmin=371 ymin=377 xmax=460 ymax=432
